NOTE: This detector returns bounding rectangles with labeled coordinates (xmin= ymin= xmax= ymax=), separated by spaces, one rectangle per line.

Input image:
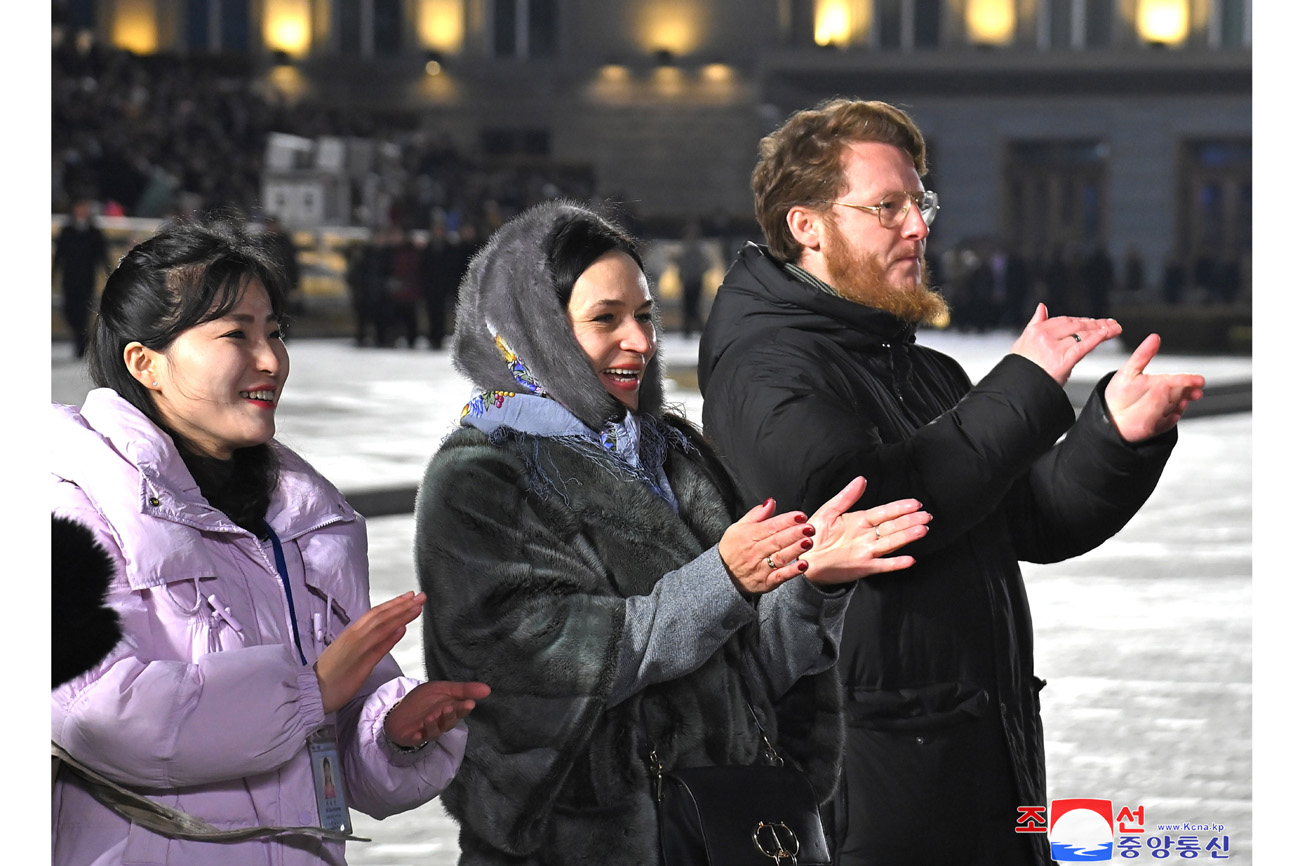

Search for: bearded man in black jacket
xmin=697 ymin=98 xmax=1206 ymax=866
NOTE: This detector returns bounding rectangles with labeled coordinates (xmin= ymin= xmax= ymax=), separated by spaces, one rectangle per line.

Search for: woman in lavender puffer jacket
xmin=51 ymin=215 xmax=489 ymax=866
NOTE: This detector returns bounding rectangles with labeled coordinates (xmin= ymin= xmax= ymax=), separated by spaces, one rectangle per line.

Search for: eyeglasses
xmin=821 ymin=190 xmax=940 ymax=229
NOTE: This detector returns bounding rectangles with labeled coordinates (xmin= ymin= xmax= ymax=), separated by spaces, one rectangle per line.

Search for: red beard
xmin=822 ymin=218 xmax=949 ymax=325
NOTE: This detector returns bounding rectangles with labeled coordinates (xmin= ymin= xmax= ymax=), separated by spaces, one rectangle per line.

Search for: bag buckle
xmin=753 ymin=820 xmax=800 ymax=864
xmin=760 ymin=734 xmax=784 ymax=768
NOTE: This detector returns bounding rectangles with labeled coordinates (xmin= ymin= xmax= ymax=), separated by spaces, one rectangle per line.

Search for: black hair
xmin=85 ymin=212 xmax=290 ymax=537
xmin=544 ymin=212 xmax=644 ymax=306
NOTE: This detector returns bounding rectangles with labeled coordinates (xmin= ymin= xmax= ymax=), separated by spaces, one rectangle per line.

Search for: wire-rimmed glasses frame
xmin=821 ymin=189 xmax=940 ymax=229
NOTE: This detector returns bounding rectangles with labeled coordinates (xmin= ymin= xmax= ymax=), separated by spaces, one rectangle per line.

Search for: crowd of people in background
xmin=53 ymin=31 xmax=1248 ymax=352
xmin=52 ymin=32 xmax=597 ymax=241
xmin=933 ymin=240 xmax=1251 ymax=331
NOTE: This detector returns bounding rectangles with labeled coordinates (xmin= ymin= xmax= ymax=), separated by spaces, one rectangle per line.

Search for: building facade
xmin=56 ymin=0 xmax=1251 ymax=305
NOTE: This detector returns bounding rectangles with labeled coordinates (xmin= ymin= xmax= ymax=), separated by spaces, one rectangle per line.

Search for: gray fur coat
xmin=415 ymin=417 xmax=844 ymax=865
xmin=416 ymin=200 xmax=845 ymax=865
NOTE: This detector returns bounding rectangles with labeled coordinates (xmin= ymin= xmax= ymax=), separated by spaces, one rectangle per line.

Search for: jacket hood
xmin=697 ymin=243 xmax=918 ymax=397
xmin=450 ymin=199 xmax=665 ymax=430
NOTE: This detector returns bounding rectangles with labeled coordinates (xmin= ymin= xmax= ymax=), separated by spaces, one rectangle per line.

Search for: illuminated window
xmin=966 ymin=0 xmax=1015 ymax=46
xmin=789 ymin=0 xmax=942 ymax=50
xmin=1136 ymin=0 xmax=1188 ymax=45
xmin=492 ymin=0 xmax=558 ymax=59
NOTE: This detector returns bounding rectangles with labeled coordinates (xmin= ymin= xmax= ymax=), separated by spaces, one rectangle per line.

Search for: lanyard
xmin=265 ymin=523 xmax=309 ymax=665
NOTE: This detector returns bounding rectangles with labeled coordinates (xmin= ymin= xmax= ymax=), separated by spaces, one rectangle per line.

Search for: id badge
xmin=309 ymin=725 xmax=352 ymax=834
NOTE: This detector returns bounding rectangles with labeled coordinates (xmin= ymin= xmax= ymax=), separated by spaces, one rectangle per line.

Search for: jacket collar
xmin=59 ymin=389 xmax=352 ymax=541
xmin=698 ymin=244 xmax=917 ymax=395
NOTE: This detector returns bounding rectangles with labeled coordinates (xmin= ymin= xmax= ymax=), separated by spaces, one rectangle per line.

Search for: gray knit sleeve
xmin=750 ymin=578 xmax=854 ymax=701
xmin=605 ymin=545 xmax=756 ymax=708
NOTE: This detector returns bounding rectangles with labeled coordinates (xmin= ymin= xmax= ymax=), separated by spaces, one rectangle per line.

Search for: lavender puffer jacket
xmin=51 ymin=389 xmax=466 ymax=866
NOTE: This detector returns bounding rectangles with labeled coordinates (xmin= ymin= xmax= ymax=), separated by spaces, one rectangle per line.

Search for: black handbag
xmin=648 ymin=701 xmax=831 ymax=866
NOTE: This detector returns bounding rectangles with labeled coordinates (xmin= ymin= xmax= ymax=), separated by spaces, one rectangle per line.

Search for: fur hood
xmin=449 ymin=199 xmax=665 ymax=430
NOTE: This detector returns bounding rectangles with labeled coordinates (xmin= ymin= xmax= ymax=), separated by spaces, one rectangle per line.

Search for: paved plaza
xmin=50 ymin=329 xmax=1257 ymax=864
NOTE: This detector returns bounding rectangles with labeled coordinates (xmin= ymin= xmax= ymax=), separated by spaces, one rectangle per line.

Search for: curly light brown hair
xmin=752 ymin=98 xmax=929 ymax=263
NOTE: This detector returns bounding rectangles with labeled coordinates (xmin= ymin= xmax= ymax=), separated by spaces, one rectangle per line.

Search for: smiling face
xmin=566 ymin=251 xmax=657 ymax=411
xmin=129 ymin=279 xmax=289 ymax=459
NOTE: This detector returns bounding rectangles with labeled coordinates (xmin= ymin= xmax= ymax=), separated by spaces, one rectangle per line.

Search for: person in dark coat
xmin=53 ymin=199 xmax=111 ymax=358
xmin=673 ymin=220 xmax=709 ymax=337
xmin=413 ymin=200 xmax=933 ymax=866
xmin=418 ymin=218 xmax=463 ymax=350
xmin=696 ymin=98 xmax=1206 ymax=866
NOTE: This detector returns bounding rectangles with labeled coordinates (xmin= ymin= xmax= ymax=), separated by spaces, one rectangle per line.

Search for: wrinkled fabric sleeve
xmin=704 ymin=342 xmax=1077 ymax=558
xmin=607 ymin=545 xmax=757 ymax=707
xmin=1001 ymin=372 xmax=1178 ymax=563
xmin=752 ymin=577 xmax=853 ymax=701
xmin=52 ymin=488 xmax=328 ymax=788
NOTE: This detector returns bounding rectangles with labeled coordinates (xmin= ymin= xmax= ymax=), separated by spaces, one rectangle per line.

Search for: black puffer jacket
xmin=698 ymin=244 xmax=1178 ymax=866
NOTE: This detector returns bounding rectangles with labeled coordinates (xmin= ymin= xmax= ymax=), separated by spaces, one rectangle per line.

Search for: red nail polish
xmin=803 ymin=526 xmax=815 ymax=536
xmin=794 ymin=514 xmax=807 ymax=523
xmin=797 ymin=561 xmax=808 ymax=572
xmin=801 ymin=539 xmax=813 ymax=550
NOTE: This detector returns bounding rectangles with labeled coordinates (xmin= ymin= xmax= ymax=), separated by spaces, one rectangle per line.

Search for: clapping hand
xmin=1103 ymin=333 xmax=1205 ymax=442
xmin=1010 ymin=303 xmax=1121 ymax=385
xmin=315 ymin=591 xmax=424 ymax=715
xmin=718 ymin=499 xmax=818 ymax=595
xmin=383 ymin=680 xmax=492 ymax=749
xmin=801 ymin=476 xmax=932 ymax=586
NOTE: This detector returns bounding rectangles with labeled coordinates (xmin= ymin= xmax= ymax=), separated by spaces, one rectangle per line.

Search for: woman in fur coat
xmin=414 ymin=200 xmax=933 ymax=865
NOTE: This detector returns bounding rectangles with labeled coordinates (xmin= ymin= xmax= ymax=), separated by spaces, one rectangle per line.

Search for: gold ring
xmin=766 ymin=556 xmax=778 ymax=569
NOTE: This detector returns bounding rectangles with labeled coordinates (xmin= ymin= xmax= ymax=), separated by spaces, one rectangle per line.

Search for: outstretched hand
xmin=718 ymin=499 xmax=817 ymax=595
xmin=1103 ymin=333 xmax=1205 ymax=442
xmin=800 ymin=477 xmax=932 ymax=587
xmin=1010 ymin=303 xmax=1121 ymax=385
xmin=384 ymin=680 xmax=492 ymax=749
xmin=315 ymin=591 xmax=423 ymax=715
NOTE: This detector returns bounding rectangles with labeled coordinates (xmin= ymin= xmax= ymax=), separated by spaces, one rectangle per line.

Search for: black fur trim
xmin=52 ymin=515 xmax=122 ymax=688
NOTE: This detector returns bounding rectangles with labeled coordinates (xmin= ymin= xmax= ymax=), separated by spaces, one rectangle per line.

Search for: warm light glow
xmin=111 ymin=0 xmax=158 ymax=54
xmin=637 ymin=0 xmax=703 ymax=56
xmin=1137 ymin=0 xmax=1189 ymax=43
xmin=700 ymin=63 xmax=733 ymax=84
xmin=814 ymin=0 xmax=853 ymax=47
xmin=966 ymin=0 xmax=1016 ymax=45
xmin=264 ymin=0 xmax=311 ymax=55
xmin=418 ymin=0 xmax=464 ymax=52
xmin=650 ymin=64 xmax=687 ymax=97
xmin=425 ymin=60 xmax=444 ymax=75
xmin=267 ymin=65 xmax=308 ymax=102
xmin=599 ymin=63 xmax=632 ymax=83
